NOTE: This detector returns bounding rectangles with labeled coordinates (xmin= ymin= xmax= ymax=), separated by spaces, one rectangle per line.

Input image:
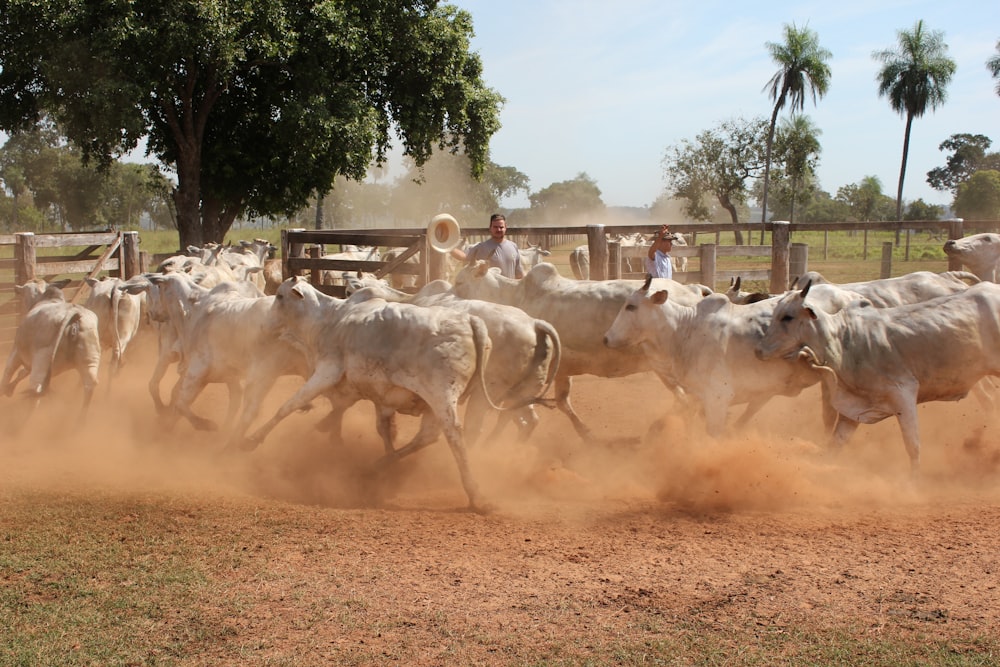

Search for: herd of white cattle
xmin=5 ymin=231 xmax=1000 ymax=511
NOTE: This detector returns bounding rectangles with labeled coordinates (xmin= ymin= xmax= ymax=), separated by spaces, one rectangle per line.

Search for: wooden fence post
xmin=608 ymin=240 xmax=621 ymax=279
xmin=946 ymin=218 xmax=964 ymax=272
xmin=122 ymin=231 xmax=141 ymax=279
xmin=308 ymin=245 xmax=323 ymax=286
xmin=699 ymin=244 xmax=716 ymax=289
xmin=14 ymin=232 xmax=36 ymax=285
xmin=880 ymin=242 xmax=893 ymax=279
xmin=587 ymin=225 xmax=608 ymax=281
xmin=282 ymin=228 xmax=306 ymax=278
xmin=770 ymin=221 xmax=790 ymax=295
xmin=789 ymin=243 xmax=808 ymax=288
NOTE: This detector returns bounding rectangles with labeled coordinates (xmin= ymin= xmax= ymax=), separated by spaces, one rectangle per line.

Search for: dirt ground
xmin=3 ymin=333 xmax=1000 ymax=663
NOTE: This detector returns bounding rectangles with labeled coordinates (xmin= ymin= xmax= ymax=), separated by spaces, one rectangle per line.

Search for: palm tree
xmin=760 ymin=23 xmax=832 ymax=241
xmin=874 ymin=20 xmax=956 ymax=235
xmin=989 ymin=40 xmax=1000 ymax=96
xmin=775 ymin=115 xmax=821 ymax=223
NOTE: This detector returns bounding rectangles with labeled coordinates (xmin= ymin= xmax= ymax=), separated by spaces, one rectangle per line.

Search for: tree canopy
xmin=927 ymin=133 xmax=1000 ymax=196
xmin=527 ymin=173 xmax=605 ymax=224
xmin=663 ymin=116 xmax=769 ymax=244
xmin=955 ymin=170 xmax=1000 ymax=220
xmin=0 ymin=0 xmax=504 ymax=248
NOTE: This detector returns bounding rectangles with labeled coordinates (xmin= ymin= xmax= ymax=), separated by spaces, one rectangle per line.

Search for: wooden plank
xmin=716 ymin=245 xmax=772 ymax=257
xmin=72 ymin=234 xmax=122 ymax=303
xmin=285 ymin=231 xmax=423 ymax=248
xmin=32 ymin=232 xmax=119 ymax=248
xmin=35 ymin=258 xmax=121 ymax=275
xmin=287 ymin=257 xmax=385 ymax=273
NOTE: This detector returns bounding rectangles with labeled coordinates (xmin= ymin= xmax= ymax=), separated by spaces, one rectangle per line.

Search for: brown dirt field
xmin=3 ymin=331 xmax=1000 ymax=664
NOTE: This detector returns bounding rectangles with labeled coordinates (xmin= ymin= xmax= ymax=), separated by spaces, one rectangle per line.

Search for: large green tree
xmin=874 ymin=20 xmax=956 ymax=228
xmin=0 ymin=0 xmax=503 ymax=249
xmin=0 ymin=120 xmax=172 ymax=231
xmin=759 ymin=23 xmax=831 ymax=236
xmin=926 ymin=133 xmax=999 ymax=195
xmin=663 ymin=116 xmax=769 ymax=245
xmin=773 ymin=114 xmax=821 ymax=223
xmin=954 ymin=170 xmax=1000 ymax=220
xmin=527 ymin=173 xmax=605 ymax=224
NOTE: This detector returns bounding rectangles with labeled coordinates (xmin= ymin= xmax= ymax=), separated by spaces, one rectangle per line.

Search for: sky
xmin=446 ymin=0 xmax=999 ymax=212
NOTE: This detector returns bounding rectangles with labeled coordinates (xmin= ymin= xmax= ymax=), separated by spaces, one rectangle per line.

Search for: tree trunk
xmin=760 ymin=103 xmax=781 ymax=243
xmin=315 ymin=194 xmax=324 ymax=230
xmin=894 ymin=112 xmax=914 ymax=245
xmin=719 ymin=194 xmax=744 ymax=245
xmin=173 ymin=149 xmax=203 ymax=251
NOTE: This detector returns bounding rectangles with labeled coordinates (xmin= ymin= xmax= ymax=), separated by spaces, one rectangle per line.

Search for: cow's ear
xmin=805 ymin=306 xmax=818 ymax=320
xmin=475 ymin=261 xmax=488 ymax=277
xmin=800 ymin=279 xmax=812 ymax=299
xmin=84 ymin=277 xmax=99 ymax=288
xmin=290 ymin=283 xmax=306 ymax=300
xmin=651 ymin=290 xmax=668 ymax=305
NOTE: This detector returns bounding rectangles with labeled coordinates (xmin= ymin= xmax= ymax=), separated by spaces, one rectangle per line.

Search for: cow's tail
xmin=464 ymin=314 xmax=506 ymax=412
xmin=39 ymin=309 xmax=81 ymax=395
xmin=941 ymin=270 xmax=981 ymax=286
xmin=499 ymin=320 xmax=562 ymax=408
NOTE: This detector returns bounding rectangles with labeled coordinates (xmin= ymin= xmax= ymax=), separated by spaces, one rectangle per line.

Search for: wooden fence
xmin=0 ymin=230 xmax=142 ymax=343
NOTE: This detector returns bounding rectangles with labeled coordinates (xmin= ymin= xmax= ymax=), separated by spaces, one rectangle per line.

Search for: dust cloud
xmin=3 ymin=331 xmax=1000 ymax=519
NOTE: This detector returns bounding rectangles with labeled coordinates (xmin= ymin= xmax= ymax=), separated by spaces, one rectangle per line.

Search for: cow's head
xmin=603 ymin=277 xmax=670 ymax=349
xmin=755 ymin=281 xmax=821 ymax=361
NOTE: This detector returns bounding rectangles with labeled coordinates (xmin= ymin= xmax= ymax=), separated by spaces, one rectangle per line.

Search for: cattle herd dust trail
xmin=3 ymin=330 xmax=1000 ymax=517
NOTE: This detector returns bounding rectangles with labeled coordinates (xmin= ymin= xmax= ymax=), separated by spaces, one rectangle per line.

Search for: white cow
xmin=604 ymin=276 xmax=819 ymax=436
xmin=83 ymin=276 xmax=143 ymax=381
xmin=344 ymin=275 xmax=561 ymax=443
xmin=240 ymin=276 xmax=500 ymax=511
xmin=568 ymin=245 xmax=590 ymax=280
xmin=518 ymin=243 xmax=552 ymax=270
xmin=121 ymin=272 xmax=263 ymax=419
xmin=158 ymin=279 xmax=309 ymax=442
xmin=943 ymin=233 xmax=1000 ymax=282
xmin=755 ymin=281 xmax=1000 ymax=473
xmin=3 ymin=280 xmax=101 ymax=420
xmin=320 ymin=246 xmax=382 ymax=286
xmin=452 ymin=261 xmax=708 ymax=441
xmin=790 ymin=270 xmax=980 ymax=307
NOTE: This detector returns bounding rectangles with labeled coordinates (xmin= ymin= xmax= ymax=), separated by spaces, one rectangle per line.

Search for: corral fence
xmin=0 ymin=230 xmax=143 ymax=344
xmin=278 ymin=218 xmax=997 ymax=295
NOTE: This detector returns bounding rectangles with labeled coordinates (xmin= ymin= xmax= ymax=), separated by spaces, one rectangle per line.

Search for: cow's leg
xmin=239 ymin=364 xmax=343 ymax=451
xmin=462 ymin=391 xmax=489 ymax=447
xmin=827 ymin=415 xmax=859 ymax=454
xmin=170 ymin=365 xmax=223 ymax=431
xmin=435 ymin=400 xmax=485 ymax=512
xmin=374 ymin=405 xmax=398 ymax=455
xmin=551 ymin=374 xmax=594 ymax=441
xmin=380 ymin=412 xmax=441 ymax=461
xmin=2 ymin=349 xmax=26 ymax=397
xmin=148 ymin=349 xmax=176 ymax=415
xmin=894 ymin=398 xmax=922 ymax=476
xmin=226 ymin=372 xmax=280 ymax=446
